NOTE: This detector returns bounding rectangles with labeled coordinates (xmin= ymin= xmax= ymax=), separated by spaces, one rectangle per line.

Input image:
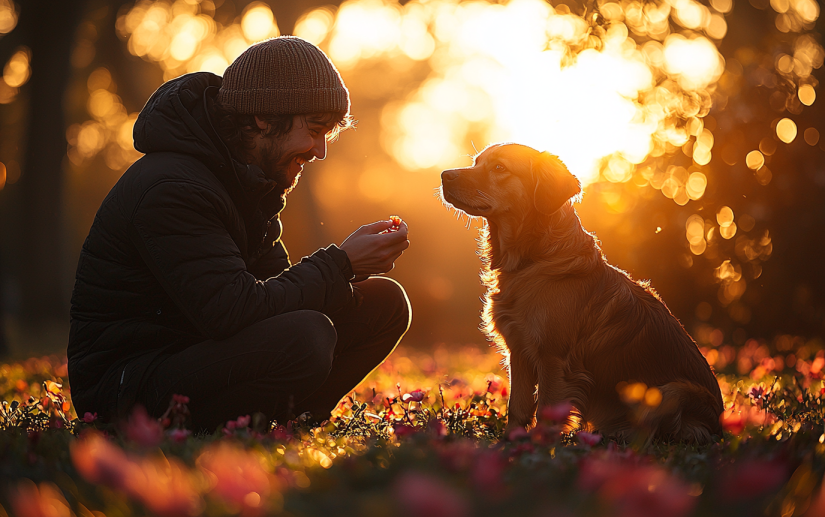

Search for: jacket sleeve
xmin=129 ymin=180 xmax=354 ymax=340
xmin=248 ymin=239 xmax=291 ymax=280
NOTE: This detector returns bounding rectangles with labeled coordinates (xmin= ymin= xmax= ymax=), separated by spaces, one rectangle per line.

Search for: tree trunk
xmin=17 ymin=0 xmax=85 ymax=322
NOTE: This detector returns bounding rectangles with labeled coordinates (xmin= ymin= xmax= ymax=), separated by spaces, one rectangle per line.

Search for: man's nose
xmin=441 ymin=169 xmax=459 ymax=182
xmin=312 ymin=137 xmax=327 ymax=161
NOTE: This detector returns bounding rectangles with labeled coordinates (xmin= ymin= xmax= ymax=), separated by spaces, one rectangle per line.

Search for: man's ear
xmin=253 ymin=116 xmax=269 ymax=130
xmin=532 ymin=151 xmax=581 ymax=216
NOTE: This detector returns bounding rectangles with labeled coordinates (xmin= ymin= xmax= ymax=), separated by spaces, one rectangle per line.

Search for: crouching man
xmin=68 ymin=37 xmax=411 ymax=432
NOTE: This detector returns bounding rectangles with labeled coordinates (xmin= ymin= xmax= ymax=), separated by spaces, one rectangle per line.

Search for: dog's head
xmin=440 ymin=143 xmax=581 ymax=221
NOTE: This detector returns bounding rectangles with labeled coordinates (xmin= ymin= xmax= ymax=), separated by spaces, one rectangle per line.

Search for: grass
xmin=1 ymin=339 xmax=825 ymax=517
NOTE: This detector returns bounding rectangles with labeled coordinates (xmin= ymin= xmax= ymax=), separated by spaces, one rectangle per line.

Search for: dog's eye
xmin=494 ymin=164 xmax=506 ymax=173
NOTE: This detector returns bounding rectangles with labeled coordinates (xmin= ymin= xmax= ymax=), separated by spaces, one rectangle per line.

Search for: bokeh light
xmin=0 ymin=0 xmax=16 ymax=34
xmin=776 ymin=118 xmax=798 ymax=143
xmin=3 ymin=48 xmax=30 ymax=88
xmin=241 ymin=2 xmax=279 ymax=42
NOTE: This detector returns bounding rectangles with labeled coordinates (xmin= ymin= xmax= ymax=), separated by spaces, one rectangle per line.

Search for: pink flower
xmin=125 ymin=406 xmax=164 ymax=447
xmin=577 ymin=431 xmax=601 ymax=446
xmin=538 ymin=401 xmax=573 ymax=424
xmin=579 ymin=457 xmax=694 ymax=517
xmin=167 ymin=428 xmax=192 ymax=443
xmin=172 ymin=394 xmax=190 ymax=404
xmin=507 ymin=427 xmax=529 ymax=441
xmin=472 ymin=452 xmax=507 ymax=498
xmin=393 ymin=471 xmax=469 ymax=517
xmin=428 ymin=419 xmax=447 ymax=437
xmin=225 ymin=415 xmax=251 ymax=432
xmin=402 ymin=390 xmax=426 ymax=402
xmin=83 ymin=412 xmax=98 ymax=423
xmin=71 ymin=431 xmax=135 ymax=491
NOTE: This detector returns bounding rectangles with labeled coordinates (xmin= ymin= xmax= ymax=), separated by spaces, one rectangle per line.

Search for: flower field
xmin=2 ymin=339 xmax=825 ymax=517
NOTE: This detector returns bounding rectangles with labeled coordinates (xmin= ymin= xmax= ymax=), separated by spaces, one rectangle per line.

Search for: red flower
xmin=172 ymin=394 xmax=190 ymax=404
xmin=720 ymin=408 xmax=747 ymax=435
xmin=718 ymin=459 xmax=788 ymax=501
xmin=83 ymin=412 xmax=98 ymax=423
xmin=393 ymin=471 xmax=469 ymax=517
xmin=393 ymin=423 xmax=418 ymax=438
xmin=125 ymin=406 xmax=163 ymax=447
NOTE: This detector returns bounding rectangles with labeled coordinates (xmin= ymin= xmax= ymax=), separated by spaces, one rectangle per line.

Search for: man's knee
xmin=357 ymin=277 xmax=412 ymax=334
xmin=271 ymin=310 xmax=337 ymax=378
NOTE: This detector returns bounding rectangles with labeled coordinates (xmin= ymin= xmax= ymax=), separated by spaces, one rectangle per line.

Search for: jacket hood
xmin=133 ymin=72 xmax=281 ymax=218
xmin=134 ymin=72 xmax=225 ymax=163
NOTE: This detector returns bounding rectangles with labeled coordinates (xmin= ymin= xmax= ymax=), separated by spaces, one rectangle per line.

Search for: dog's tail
xmin=638 ymin=381 xmax=723 ymax=444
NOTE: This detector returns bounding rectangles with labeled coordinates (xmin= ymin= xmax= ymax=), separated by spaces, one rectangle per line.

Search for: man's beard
xmin=259 ymin=138 xmax=303 ymax=197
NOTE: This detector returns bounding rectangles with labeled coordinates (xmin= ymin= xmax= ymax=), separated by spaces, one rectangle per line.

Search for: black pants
xmin=134 ymin=277 xmax=410 ymax=432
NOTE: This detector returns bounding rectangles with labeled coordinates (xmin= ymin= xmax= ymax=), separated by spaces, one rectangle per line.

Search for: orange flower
xmin=10 ymin=479 xmax=72 ymax=517
xmin=71 ymin=431 xmax=200 ymax=516
xmin=197 ymin=442 xmax=275 ymax=516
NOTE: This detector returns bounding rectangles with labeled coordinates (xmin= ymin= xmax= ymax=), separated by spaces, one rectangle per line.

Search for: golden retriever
xmin=440 ymin=143 xmax=723 ymax=443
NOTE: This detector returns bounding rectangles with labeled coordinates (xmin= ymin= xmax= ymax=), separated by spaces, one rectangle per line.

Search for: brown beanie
xmin=217 ymin=36 xmax=350 ymax=116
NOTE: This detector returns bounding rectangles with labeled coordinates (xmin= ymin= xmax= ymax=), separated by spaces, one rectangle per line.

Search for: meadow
xmin=2 ymin=337 xmax=825 ymax=517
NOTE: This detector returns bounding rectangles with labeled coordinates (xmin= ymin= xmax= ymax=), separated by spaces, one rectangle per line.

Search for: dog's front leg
xmin=504 ymin=350 xmax=538 ymax=435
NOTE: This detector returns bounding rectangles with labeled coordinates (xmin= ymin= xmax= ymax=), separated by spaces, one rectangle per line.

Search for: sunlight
xmin=320 ymin=0 xmax=726 ymax=186
xmin=109 ymin=0 xmax=819 ymax=204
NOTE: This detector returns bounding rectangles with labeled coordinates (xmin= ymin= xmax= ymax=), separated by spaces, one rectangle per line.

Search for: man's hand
xmin=340 ymin=219 xmax=410 ymax=277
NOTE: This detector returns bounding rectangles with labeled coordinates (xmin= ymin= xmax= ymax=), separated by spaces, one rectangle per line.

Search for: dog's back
xmin=577 ymin=264 xmax=724 ymax=442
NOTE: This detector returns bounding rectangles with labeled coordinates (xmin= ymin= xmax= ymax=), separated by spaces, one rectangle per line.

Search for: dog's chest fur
xmin=484 ymin=268 xmax=582 ymax=361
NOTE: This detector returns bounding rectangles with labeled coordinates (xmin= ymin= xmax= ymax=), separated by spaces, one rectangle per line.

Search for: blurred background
xmin=0 ymin=0 xmax=822 ymax=370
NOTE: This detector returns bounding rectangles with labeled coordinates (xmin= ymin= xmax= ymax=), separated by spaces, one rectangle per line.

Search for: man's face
xmin=254 ymin=113 xmax=339 ymax=195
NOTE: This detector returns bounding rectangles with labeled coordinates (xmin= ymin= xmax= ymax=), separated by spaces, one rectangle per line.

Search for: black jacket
xmin=68 ymin=72 xmax=354 ymax=417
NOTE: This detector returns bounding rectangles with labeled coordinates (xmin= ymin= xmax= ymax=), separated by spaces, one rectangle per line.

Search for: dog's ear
xmin=532 ymin=152 xmax=581 ymax=216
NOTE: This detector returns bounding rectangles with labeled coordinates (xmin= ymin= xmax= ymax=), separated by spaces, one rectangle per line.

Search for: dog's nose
xmin=441 ymin=169 xmax=459 ymax=182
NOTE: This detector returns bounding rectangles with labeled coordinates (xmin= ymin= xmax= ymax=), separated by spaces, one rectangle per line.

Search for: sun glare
xmin=319 ymin=0 xmax=726 ymax=186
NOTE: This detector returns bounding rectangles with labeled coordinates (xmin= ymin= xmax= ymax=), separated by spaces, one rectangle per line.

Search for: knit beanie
xmin=217 ymin=36 xmax=350 ymax=116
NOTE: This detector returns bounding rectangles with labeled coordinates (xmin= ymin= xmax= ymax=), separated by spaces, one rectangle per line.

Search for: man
xmin=68 ymin=37 xmax=411 ymax=432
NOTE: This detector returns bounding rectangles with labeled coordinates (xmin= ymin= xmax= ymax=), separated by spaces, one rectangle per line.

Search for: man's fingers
xmin=359 ymin=220 xmax=395 ymax=234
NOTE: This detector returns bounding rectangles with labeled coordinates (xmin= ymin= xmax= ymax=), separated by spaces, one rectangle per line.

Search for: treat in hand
xmin=389 ymin=215 xmax=402 ymax=232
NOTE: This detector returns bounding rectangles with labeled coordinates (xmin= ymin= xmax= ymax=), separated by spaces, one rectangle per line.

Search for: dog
xmin=440 ymin=143 xmax=723 ymax=443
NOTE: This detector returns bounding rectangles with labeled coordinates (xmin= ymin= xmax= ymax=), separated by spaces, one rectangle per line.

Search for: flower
xmin=172 ymin=394 xmax=190 ymax=404
xmin=197 ymin=442 xmax=274 ymax=516
xmin=577 ymin=431 xmax=601 ymax=446
xmin=71 ymin=431 xmax=135 ymax=491
xmin=393 ymin=471 xmax=469 ymax=517
xmin=579 ymin=456 xmax=695 ymax=517
xmin=10 ymin=479 xmax=72 ymax=517
xmin=125 ymin=406 xmax=163 ymax=447
xmin=538 ymin=401 xmax=573 ymax=424
xmin=717 ymin=459 xmax=788 ymax=501
xmin=226 ymin=415 xmax=251 ymax=432
xmin=83 ymin=412 xmax=97 ymax=423
xmin=508 ymin=427 xmax=529 ymax=441
xmin=167 ymin=428 xmax=192 ymax=443
xmin=393 ymin=423 xmax=418 ymax=438
xmin=402 ymin=390 xmax=426 ymax=402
